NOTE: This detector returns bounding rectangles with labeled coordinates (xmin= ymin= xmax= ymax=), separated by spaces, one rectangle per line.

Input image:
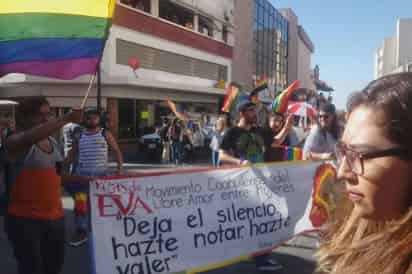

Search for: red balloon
xmin=128 ymin=57 xmax=140 ymax=70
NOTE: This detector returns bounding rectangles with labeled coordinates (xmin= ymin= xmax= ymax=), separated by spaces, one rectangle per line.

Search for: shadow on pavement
xmin=203 ymin=252 xmax=316 ymax=274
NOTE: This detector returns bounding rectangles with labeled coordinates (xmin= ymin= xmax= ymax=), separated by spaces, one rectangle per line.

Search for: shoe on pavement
xmin=256 ymin=259 xmax=283 ymax=271
xmin=69 ymin=232 xmax=88 ymax=247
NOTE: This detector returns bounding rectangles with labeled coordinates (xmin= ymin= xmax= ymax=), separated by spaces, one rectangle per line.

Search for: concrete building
xmin=375 ymin=18 xmax=412 ymax=78
xmin=280 ymin=8 xmax=315 ymax=94
xmin=0 ymin=0 xmax=235 ymax=159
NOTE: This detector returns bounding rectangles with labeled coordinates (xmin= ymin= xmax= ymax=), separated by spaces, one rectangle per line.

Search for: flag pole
xmin=97 ymin=64 xmax=102 ymax=113
xmin=80 ymin=73 xmax=97 ymax=109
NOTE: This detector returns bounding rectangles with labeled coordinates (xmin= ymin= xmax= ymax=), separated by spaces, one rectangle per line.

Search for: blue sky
xmin=271 ymin=0 xmax=412 ymax=110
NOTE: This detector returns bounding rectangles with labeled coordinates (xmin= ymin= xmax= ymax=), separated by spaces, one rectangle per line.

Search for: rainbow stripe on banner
xmin=283 ymin=146 xmax=303 ymax=161
xmin=0 ymin=0 xmax=115 ymax=79
xmin=221 ymin=83 xmax=240 ymax=113
xmin=167 ymin=100 xmax=190 ymax=121
xmin=310 ymin=164 xmax=337 ymax=227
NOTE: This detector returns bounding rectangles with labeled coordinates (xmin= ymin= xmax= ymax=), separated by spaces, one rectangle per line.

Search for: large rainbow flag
xmin=0 ymin=0 xmax=115 ymax=80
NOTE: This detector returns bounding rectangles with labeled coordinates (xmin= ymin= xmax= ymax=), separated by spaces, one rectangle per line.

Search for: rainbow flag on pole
xmin=0 ymin=0 xmax=115 ymax=80
xmin=221 ymin=83 xmax=240 ymax=113
xmin=271 ymin=80 xmax=300 ymax=113
xmin=167 ymin=100 xmax=190 ymax=121
xmin=249 ymin=78 xmax=268 ymax=103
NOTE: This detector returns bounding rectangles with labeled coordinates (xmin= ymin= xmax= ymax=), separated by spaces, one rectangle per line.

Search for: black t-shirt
xmin=261 ymin=128 xmax=290 ymax=162
xmin=220 ymin=127 xmax=266 ymax=163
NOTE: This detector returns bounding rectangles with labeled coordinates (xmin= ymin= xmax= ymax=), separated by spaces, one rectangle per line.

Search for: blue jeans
xmin=212 ymin=151 xmax=220 ymax=167
xmin=170 ymin=141 xmax=182 ymax=164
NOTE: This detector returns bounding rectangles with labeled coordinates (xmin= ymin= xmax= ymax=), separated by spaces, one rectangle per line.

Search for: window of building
xmin=222 ymin=25 xmax=228 ymax=43
xmin=116 ymin=39 xmax=227 ymax=81
xmin=253 ymin=0 xmax=288 ymax=90
xmin=199 ymin=15 xmax=214 ymax=37
xmin=120 ymin=0 xmax=151 ymax=13
xmin=159 ymin=0 xmax=194 ymax=29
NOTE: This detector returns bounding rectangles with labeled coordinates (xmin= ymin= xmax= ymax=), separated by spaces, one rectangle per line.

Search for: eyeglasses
xmin=335 ymin=141 xmax=410 ymax=175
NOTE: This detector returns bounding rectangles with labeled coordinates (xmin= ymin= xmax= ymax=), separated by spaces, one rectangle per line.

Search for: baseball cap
xmin=237 ymin=100 xmax=256 ymax=113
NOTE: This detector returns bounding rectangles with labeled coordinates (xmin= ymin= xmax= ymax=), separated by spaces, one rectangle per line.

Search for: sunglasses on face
xmin=335 ymin=141 xmax=410 ymax=175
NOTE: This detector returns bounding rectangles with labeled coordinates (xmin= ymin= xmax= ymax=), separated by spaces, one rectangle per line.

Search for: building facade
xmin=375 ymin=18 xmax=412 ymax=78
xmin=232 ymin=1 xmax=315 ymax=101
xmin=0 ymin=0 xmax=235 ymax=159
xmin=232 ymin=0 xmax=289 ymax=94
xmin=280 ymin=8 xmax=315 ymax=94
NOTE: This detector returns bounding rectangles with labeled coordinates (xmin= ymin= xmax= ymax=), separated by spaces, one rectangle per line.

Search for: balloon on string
xmin=128 ymin=57 xmax=140 ymax=78
xmin=128 ymin=57 xmax=140 ymax=70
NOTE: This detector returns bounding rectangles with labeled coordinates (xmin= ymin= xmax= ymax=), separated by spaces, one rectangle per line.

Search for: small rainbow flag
xmin=74 ymin=192 xmax=88 ymax=216
xmin=271 ymin=80 xmax=300 ymax=113
xmin=221 ymin=83 xmax=240 ymax=113
xmin=0 ymin=0 xmax=115 ymax=80
xmin=249 ymin=78 xmax=269 ymax=104
xmin=254 ymin=78 xmax=268 ymax=88
xmin=167 ymin=100 xmax=190 ymax=121
xmin=283 ymin=146 xmax=303 ymax=161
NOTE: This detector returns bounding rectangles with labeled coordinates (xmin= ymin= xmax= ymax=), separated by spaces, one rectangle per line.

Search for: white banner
xmin=90 ymin=162 xmax=336 ymax=274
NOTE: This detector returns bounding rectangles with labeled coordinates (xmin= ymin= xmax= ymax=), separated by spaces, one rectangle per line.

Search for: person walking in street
xmin=219 ymin=99 xmax=283 ymax=272
xmin=316 ymin=72 xmax=412 ymax=274
xmin=159 ymin=118 xmax=171 ymax=164
xmin=67 ymin=109 xmax=123 ymax=247
xmin=209 ymin=115 xmax=227 ymax=167
xmin=4 ymin=97 xmax=93 ymax=274
xmin=303 ymin=103 xmax=341 ymax=160
xmin=168 ymin=118 xmax=183 ymax=165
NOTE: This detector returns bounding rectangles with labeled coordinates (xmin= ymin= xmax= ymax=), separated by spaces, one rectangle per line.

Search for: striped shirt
xmin=77 ymin=129 xmax=108 ymax=175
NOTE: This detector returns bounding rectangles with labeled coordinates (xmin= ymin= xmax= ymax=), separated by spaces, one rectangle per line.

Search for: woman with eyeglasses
xmin=303 ymin=103 xmax=341 ymax=160
xmin=316 ymin=72 xmax=412 ymax=274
